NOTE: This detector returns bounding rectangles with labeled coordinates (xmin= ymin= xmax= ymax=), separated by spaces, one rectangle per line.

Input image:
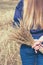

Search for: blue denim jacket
xmin=13 ymin=0 xmax=23 ymax=26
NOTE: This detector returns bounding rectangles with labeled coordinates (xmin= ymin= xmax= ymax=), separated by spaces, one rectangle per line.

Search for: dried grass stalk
xmin=9 ymin=19 xmax=43 ymax=54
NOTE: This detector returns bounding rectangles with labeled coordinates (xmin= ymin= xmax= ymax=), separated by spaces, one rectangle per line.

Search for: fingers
xmin=40 ymin=44 xmax=43 ymax=47
xmin=32 ymin=41 xmax=41 ymax=48
xmin=32 ymin=40 xmax=42 ymax=53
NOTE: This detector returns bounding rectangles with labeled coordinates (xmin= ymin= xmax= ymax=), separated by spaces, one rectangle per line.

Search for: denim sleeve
xmin=13 ymin=0 xmax=23 ymax=26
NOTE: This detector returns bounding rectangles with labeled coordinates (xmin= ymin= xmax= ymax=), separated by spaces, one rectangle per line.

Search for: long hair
xmin=23 ymin=0 xmax=43 ymax=30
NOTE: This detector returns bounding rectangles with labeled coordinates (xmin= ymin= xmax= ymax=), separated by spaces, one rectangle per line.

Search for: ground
xmin=0 ymin=0 xmax=22 ymax=65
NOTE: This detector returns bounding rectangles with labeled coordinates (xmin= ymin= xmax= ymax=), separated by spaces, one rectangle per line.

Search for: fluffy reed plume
xmin=9 ymin=19 xmax=43 ymax=54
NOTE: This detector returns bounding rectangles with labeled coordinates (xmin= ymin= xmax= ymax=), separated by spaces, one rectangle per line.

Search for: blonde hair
xmin=23 ymin=0 xmax=43 ymax=30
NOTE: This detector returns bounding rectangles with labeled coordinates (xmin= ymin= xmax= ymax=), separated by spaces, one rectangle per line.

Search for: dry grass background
xmin=0 ymin=0 xmax=22 ymax=65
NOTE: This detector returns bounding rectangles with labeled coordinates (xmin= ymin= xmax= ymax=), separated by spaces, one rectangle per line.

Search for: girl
xmin=14 ymin=0 xmax=43 ymax=65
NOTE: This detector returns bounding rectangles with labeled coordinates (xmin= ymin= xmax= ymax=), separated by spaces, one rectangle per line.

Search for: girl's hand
xmin=32 ymin=40 xmax=41 ymax=53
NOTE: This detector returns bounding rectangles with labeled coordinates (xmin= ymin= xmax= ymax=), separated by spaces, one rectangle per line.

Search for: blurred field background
xmin=0 ymin=0 xmax=22 ymax=65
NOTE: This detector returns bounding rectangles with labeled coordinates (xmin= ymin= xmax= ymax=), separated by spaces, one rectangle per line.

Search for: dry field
xmin=0 ymin=1 xmax=22 ymax=65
